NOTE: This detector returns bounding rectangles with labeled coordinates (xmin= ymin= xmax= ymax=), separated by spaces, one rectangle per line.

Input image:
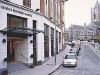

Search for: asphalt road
xmin=51 ymin=43 xmax=100 ymax=75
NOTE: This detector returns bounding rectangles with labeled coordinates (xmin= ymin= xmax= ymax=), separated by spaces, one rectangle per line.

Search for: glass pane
xmin=7 ymin=15 xmax=27 ymax=28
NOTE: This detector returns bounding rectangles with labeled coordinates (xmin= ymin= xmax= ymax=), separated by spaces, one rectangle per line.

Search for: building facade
xmin=65 ymin=30 xmax=70 ymax=42
xmin=68 ymin=24 xmax=84 ymax=42
xmin=67 ymin=24 xmax=95 ymax=42
xmin=79 ymin=25 xmax=95 ymax=41
xmin=0 ymin=0 xmax=66 ymax=70
xmin=91 ymin=0 xmax=100 ymax=43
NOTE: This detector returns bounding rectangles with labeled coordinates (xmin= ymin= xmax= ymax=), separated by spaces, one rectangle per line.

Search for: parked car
xmin=67 ymin=42 xmax=72 ymax=46
xmin=63 ymin=53 xmax=77 ymax=67
xmin=69 ymin=48 xmax=79 ymax=56
xmin=72 ymin=40 xmax=81 ymax=50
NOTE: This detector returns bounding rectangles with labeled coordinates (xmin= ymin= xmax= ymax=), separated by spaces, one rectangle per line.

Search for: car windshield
xmin=65 ymin=55 xmax=76 ymax=59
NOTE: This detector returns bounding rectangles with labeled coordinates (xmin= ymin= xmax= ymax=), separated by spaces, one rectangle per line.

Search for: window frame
xmin=23 ymin=0 xmax=31 ymax=8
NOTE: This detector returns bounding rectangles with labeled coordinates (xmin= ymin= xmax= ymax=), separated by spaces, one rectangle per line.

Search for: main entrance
xmin=7 ymin=37 xmax=27 ymax=63
xmin=7 ymin=39 xmax=15 ymax=62
xmin=0 ymin=14 xmax=43 ymax=68
xmin=7 ymin=14 xmax=27 ymax=63
xmin=7 ymin=37 xmax=29 ymax=72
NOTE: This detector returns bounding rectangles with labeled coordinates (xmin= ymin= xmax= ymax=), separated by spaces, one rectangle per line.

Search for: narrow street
xmin=51 ymin=42 xmax=100 ymax=75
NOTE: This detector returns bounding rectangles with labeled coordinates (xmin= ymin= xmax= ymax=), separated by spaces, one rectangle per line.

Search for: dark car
xmin=69 ymin=48 xmax=79 ymax=56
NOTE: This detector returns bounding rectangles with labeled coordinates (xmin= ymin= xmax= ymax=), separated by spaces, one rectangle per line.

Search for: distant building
xmin=68 ymin=24 xmax=84 ymax=42
xmin=91 ymin=0 xmax=100 ymax=24
xmin=79 ymin=25 xmax=95 ymax=41
xmin=65 ymin=30 xmax=70 ymax=42
xmin=91 ymin=0 xmax=100 ymax=43
xmin=66 ymin=24 xmax=95 ymax=42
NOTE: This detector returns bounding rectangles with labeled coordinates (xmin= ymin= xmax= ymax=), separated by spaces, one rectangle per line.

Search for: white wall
xmin=31 ymin=0 xmax=40 ymax=11
xmin=9 ymin=0 xmax=23 ymax=6
xmin=36 ymin=16 xmax=44 ymax=61
xmin=27 ymin=18 xmax=33 ymax=64
xmin=0 ymin=11 xmax=7 ymax=69
xmin=0 ymin=33 xmax=7 ymax=69
xmin=8 ymin=0 xmax=41 ymax=12
xmin=49 ymin=27 xmax=51 ymax=58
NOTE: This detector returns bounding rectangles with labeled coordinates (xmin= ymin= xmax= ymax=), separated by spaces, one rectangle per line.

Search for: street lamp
xmin=54 ymin=0 xmax=68 ymax=65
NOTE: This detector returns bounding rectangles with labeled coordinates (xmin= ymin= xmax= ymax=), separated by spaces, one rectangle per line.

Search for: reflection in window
xmin=23 ymin=0 xmax=31 ymax=8
xmin=94 ymin=13 xmax=96 ymax=20
xmin=7 ymin=14 xmax=27 ymax=28
xmin=51 ymin=28 xmax=54 ymax=56
xmin=59 ymin=32 xmax=61 ymax=43
xmin=56 ymin=31 xmax=58 ymax=54
xmin=44 ymin=24 xmax=49 ymax=58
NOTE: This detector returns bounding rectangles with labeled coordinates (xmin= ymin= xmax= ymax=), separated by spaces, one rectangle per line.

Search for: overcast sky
xmin=64 ymin=0 xmax=98 ymax=29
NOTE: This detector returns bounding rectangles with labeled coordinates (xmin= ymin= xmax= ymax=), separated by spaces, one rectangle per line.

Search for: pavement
xmin=9 ymin=45 xmax=71 ymax=75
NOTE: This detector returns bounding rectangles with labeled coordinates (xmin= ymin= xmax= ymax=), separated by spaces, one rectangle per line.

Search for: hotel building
xmin=0 ymin=0 xmax=66 ymax=71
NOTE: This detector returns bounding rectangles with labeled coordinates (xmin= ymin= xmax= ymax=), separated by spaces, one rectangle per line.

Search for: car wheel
xmin=75 ymin=64 xmax=77 ymax=67
xmin=63 ymin=64 xmax=65 ymax=67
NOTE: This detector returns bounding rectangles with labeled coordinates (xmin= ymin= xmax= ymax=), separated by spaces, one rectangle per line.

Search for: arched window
xmin=93 ymin=13 xmax=96 ymax=20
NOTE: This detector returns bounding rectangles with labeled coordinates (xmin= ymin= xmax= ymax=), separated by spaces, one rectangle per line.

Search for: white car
xmin=63 ymin=53 xmax=77 ymax=67
xmin=69 ymin=48 xmax=79 ymax=56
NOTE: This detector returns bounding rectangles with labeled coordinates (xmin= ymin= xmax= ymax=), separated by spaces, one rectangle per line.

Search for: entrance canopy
xmin=0 ymin=27 xmax=44 ymax=35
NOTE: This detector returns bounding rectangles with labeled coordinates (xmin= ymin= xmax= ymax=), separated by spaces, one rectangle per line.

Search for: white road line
xmin=88 ymin=45 xmax=100 ymax=58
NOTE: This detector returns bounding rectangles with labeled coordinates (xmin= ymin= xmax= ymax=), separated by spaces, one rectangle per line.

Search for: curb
xmin=48 ymin=45 xmax=71 ymax=75
xmin=48 ymin=62 xmax=63 ymax=75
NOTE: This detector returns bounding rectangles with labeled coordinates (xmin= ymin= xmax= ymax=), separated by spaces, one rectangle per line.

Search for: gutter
xmin=48 ymin=62 xmax=63 ymax=75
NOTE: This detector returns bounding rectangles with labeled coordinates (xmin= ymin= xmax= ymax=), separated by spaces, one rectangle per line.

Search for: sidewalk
xmin=9 ymin=45 xmax=71 ymax=75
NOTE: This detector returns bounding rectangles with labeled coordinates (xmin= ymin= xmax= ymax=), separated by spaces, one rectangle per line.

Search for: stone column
xmin=36 ymin=18 xmax=44 ymax=62
xmin=0 ymin=12 xmax=7 ymax=69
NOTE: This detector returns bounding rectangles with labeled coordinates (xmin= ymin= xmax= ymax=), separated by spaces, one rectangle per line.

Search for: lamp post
xmin=54 ymin=0 xmax=68 ymax=65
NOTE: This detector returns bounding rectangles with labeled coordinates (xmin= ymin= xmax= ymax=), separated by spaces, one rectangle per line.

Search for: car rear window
xmin=65 ymin=55 xmax=76 ymax=59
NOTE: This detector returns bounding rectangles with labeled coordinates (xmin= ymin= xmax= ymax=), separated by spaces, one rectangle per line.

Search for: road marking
xmin=88 ymin=45 xmax=100 ymax=58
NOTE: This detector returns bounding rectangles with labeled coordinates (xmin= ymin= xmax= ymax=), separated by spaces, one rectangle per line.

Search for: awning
xmin=0 ymin=27 xmax=44 ymax=35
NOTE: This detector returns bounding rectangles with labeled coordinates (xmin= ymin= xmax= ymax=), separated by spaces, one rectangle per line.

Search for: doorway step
xmin=7 ymin=62 xmax=30 ymax=73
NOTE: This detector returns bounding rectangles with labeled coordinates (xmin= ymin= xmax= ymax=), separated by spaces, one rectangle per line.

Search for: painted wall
xmin=49 ymin=27 xmax=51 ymax=58
xmin=9 ymin=0 xmax=40 ymax=11
xmin=9 ymin=0 xmax=23 ymax=6
xmin=0 ymin=33 xmax=7 ymax=69
xmin=27 ymin=19 xmax=33 ymax=64
xmin=36 ymin=16 xmax=44 ymax=61
xmin=0 ymin=10 xmax=7 ymax=69
xmin=31 ymin=0 xmax=40 ymax=11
